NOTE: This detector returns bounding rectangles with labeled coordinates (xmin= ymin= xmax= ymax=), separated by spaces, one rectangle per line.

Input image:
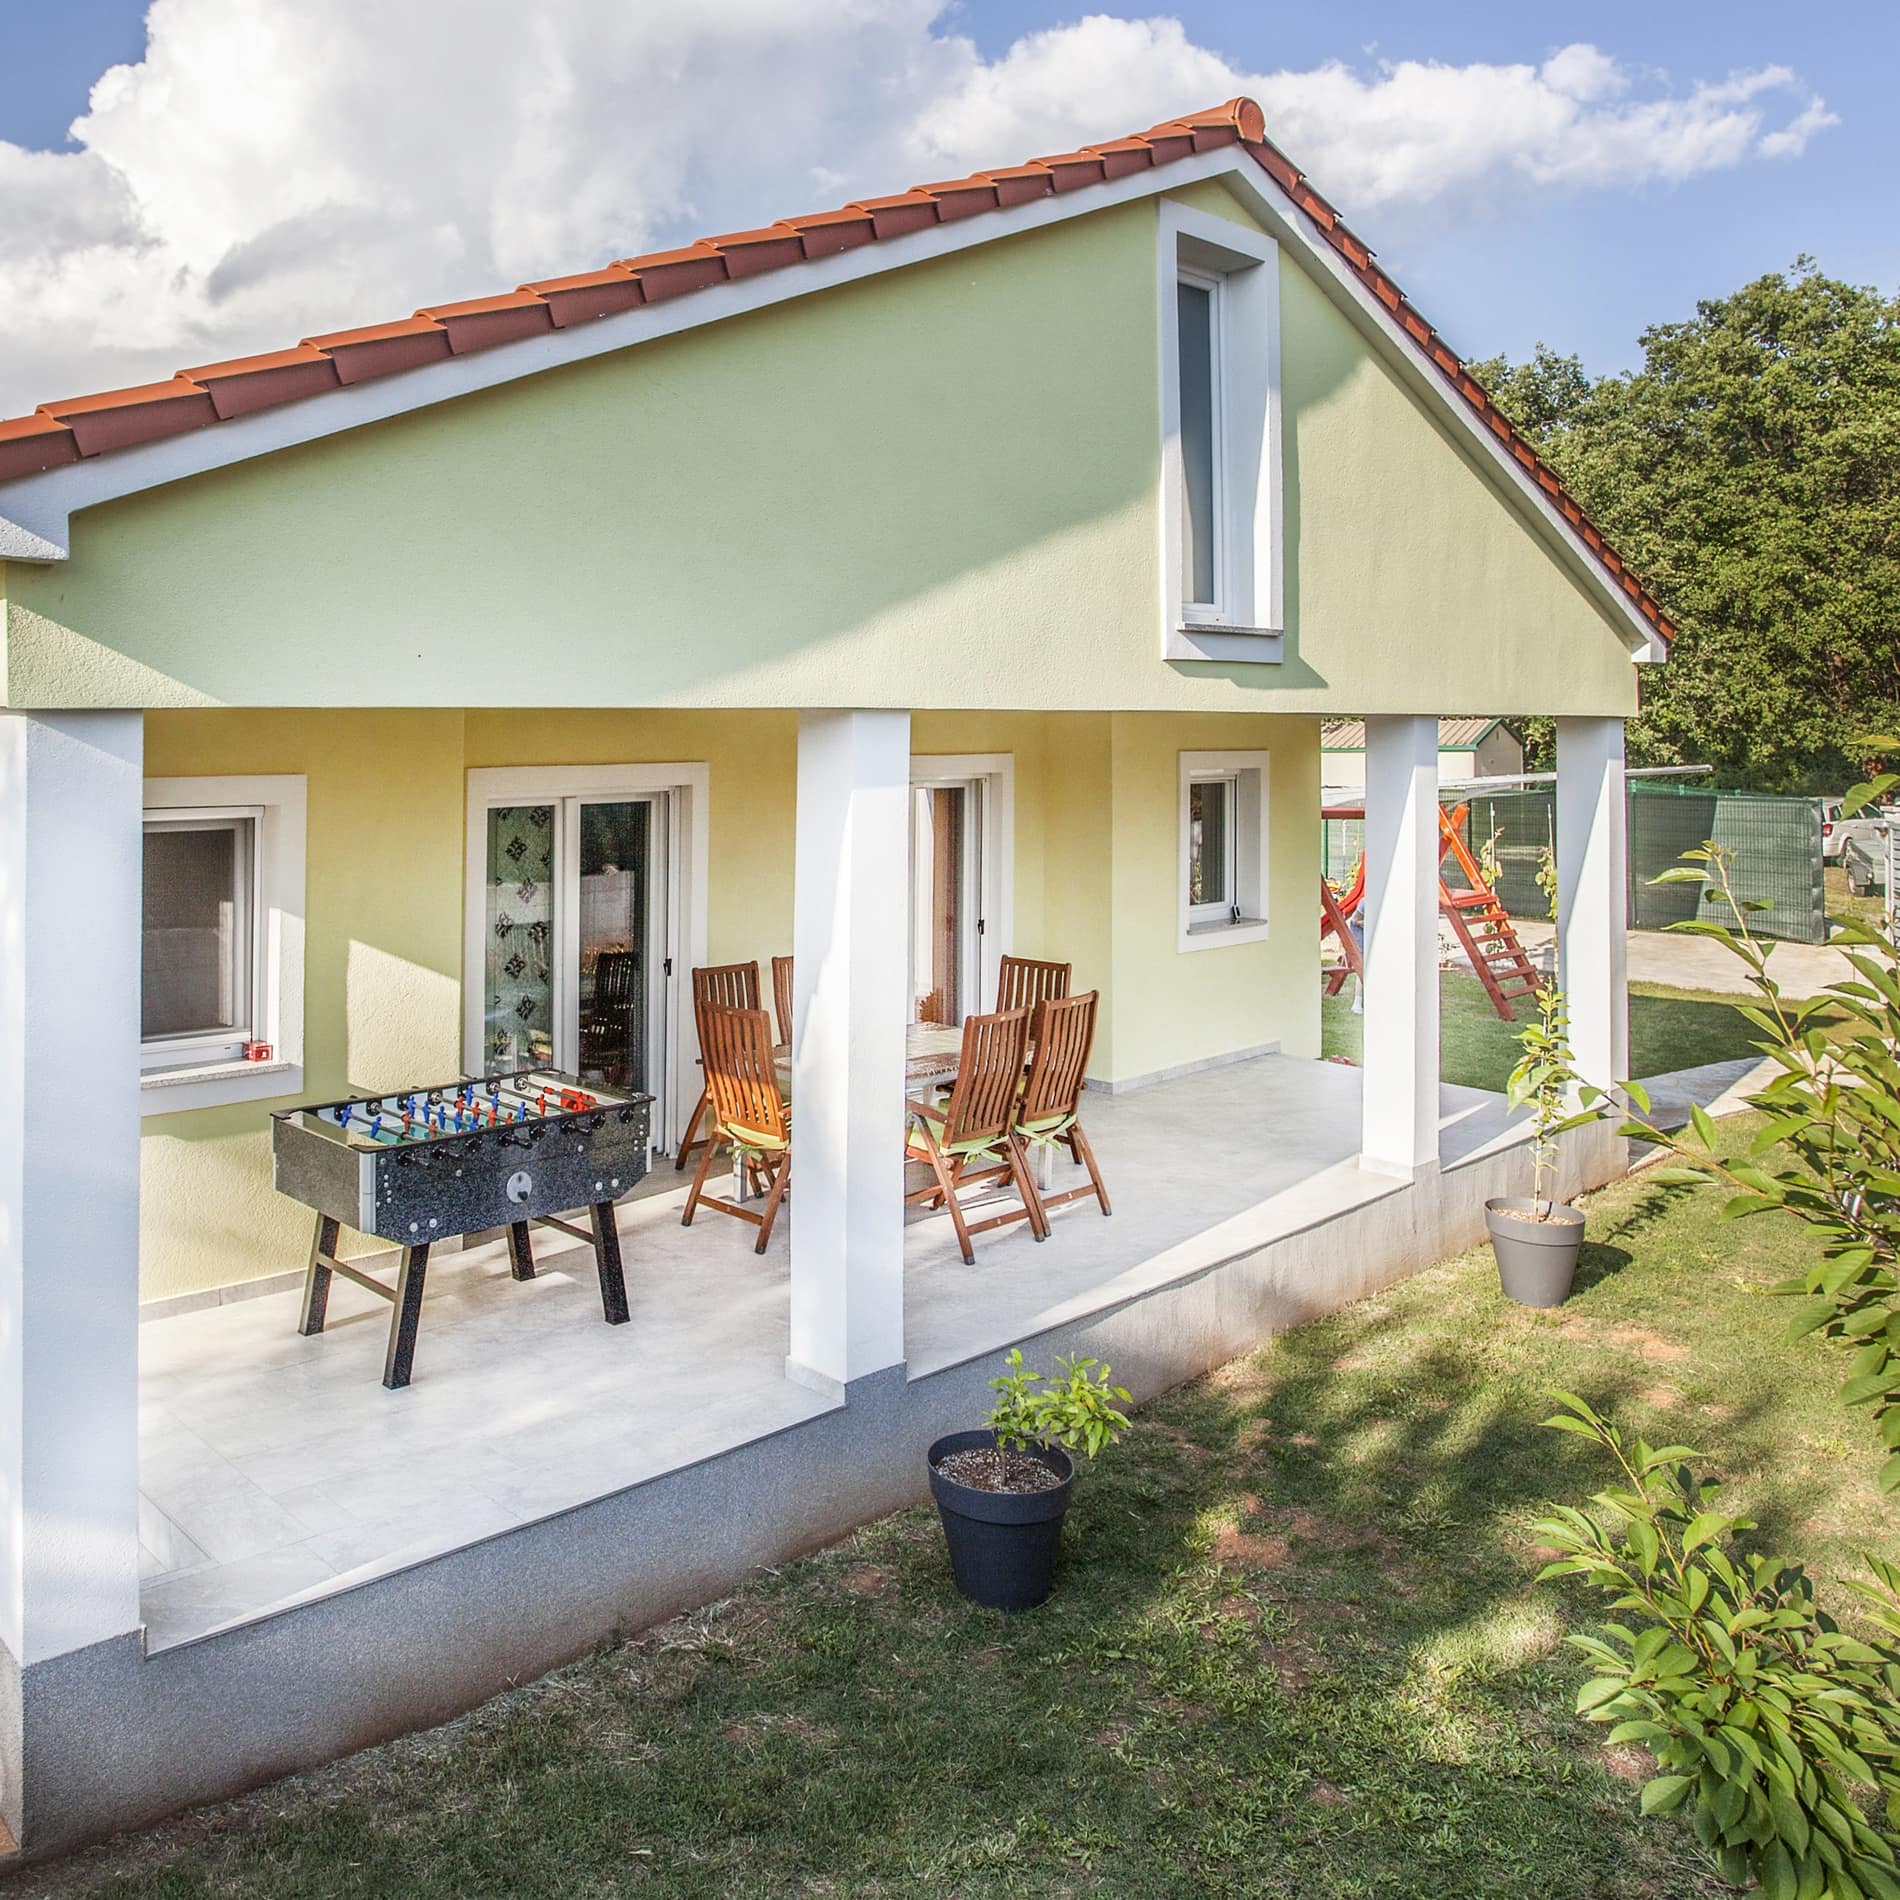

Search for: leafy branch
xmin=1535 ymin=1394 xmax=1900 ymax=1898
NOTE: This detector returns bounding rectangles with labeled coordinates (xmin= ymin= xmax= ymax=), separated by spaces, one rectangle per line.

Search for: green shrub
xmin=986 ymin=1349 xmax=1131 ymax=1479
xmin=1534 ymin=1394 xmax=1900 ymax=1898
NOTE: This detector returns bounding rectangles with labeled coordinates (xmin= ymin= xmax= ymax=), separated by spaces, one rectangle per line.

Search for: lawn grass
xmin=25 ymin=1119 xmax=1895 ymax=1900
xmin=1321 ymin=970 xmax=1776 ymax=1091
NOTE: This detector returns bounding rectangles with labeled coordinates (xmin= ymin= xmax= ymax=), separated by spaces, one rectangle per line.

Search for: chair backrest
xmin=1020 ymin=990 xmax=1099 ymax=1126
xmin=697 ymin=1003 xmax=787 ymax=1144
xmin=692 ymin=961 xmax=760 ymax=1011
xmin=996 ymin=954 xmax=1071 ymax=1017
xmin=771 ymin=955 xmax=795 ymax=1048
xmin=939 ymin=1007 xmax=1031 ymax=1150
xmin=589 ymin=949 xmax=639 ymax=1015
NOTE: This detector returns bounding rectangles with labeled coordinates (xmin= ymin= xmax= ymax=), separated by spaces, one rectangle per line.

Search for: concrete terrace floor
xmin=137 ymin=1054 xmax=1531 ymax=1651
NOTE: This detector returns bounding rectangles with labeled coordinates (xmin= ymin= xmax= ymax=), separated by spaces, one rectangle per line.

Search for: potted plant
xmin=1486 ymin=981 xmax=1603 ymax=1306
xmin=927 ymin=1350 xmax=1130 ymax=1611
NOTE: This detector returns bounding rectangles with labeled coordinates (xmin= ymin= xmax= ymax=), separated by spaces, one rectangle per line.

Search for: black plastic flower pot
xmin=1485 ymin=1195 xmax=1585 ymax=1307
xmin=928 ymin=1429 xmax=1075 ymax=1612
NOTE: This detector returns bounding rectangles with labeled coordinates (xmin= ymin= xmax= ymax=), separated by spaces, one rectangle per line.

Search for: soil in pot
xmin=928 ymin=1430 xmax=1074 ymax=1613
xmin=1485 ymin=1195 xmax=1585 ymax=1308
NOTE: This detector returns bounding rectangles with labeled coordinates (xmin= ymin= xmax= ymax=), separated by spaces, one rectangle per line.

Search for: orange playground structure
xmin=1320 ymin=801 xmax=1542 ymax=1021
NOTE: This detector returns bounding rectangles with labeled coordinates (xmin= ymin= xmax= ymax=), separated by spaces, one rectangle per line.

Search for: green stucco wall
xmin=8 ymin=183 xmax=1638 ymax=718
xmin=136 ymin=705 xmax=1319 ymax=1302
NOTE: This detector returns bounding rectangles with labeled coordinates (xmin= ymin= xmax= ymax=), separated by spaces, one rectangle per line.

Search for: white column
xmin=1360 ymin=716 xmax=1440 ymax=1173
xmin=1557 ymin=717 xmax=1630 ymax=1099
xmin=787 ymin=710 xmax=910 ymax=1394
xmin=0 ymin=712 xmax=144 ymax=1665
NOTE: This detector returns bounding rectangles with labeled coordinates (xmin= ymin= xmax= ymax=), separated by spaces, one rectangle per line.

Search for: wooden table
xmin=752 ymin=1024 xmax=1056 ymax=1198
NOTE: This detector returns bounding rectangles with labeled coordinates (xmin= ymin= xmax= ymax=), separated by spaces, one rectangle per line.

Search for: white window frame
xmin=1178 ymin=750 xmax=1270 ymax=953
xmin=908 ymin=753 xmax=1014 ymax=1014
xmin=1157 ymin=200 xmax=1284 ymax=665
xmin=140 ymin=775 xmax=307 ymax=1114
xmin=463 ymin=763 xmax=709 ymax=1156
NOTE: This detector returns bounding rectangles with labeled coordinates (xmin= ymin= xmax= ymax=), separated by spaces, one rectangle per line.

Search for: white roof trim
xmin=0 ymin=145 xmax=1663 ymax=663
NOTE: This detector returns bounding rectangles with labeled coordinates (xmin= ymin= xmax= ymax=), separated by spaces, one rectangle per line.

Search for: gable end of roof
xmin=0 ymin=95 xmax=1670 ymax=645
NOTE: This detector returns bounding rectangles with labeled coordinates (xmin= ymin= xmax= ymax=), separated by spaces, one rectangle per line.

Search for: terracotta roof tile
xmin=775 ymin=208 xmax=877 ymax=259
xmin=848 ymin=192 xmax=940 ymax=240
xmin=702 ymin=227 xmax=807 ymax=278
xmin=911 ymin=178 xmax=999 ymax=222
xmin=0 ymin=411 xmax=81 ymax=482
xmin=977 ymin=164 xmax=1055 ymax=209
xmin=1033 ymin=150 xmax=1108 ymax=193
xmin=522 ymin=265 xmax=644 ymax=327
xmin=0 ymin=93 xmax=1671 ymax=640
xmin=619 ymin=244 xmax=728 ymax=301
xmin=180 ymin=345 xmax=342 ymax=420
xmin=418 ymin=290 xmax=557 ymax=353
xmin=39 ymin=380 xmax=218 ymax=455
xmin=1089 ymin=138 xmax=1157 ymax=182
xmin=303 ymin=315 xmax=452 ymax=385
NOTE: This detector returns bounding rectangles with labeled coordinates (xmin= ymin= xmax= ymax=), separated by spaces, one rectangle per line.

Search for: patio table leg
xmin=589 ymin=1202 xmax=631 ymax=1326
xmin=1033 ymin=1144 xmax=1056 ymax=1193
xmin=382 ymin=1244 xmax=431 ymax=1390
xmin=298 ymin=1213 xmax=339 ymax=1336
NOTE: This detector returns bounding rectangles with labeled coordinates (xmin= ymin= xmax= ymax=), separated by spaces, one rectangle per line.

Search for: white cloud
xmin=0 ymin=4 xmax=1836 ymax=416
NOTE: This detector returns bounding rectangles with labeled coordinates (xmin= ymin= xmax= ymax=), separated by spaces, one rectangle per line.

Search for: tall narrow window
xmin=1176 ymin=275 xmax=1219 ymax=610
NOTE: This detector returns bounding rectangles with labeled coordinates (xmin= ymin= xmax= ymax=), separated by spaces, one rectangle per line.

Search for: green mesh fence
xmin=1321 ymin=785 xmax=1827 ymax=945
xmin=1630 ymin=783 xmax=1825 ymax=944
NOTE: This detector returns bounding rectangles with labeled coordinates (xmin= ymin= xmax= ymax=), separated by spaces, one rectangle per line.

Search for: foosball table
xmin=271 ymin=1069 xmax=654 ymax=1389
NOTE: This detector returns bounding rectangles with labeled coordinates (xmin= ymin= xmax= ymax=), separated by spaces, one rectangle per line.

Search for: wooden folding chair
xmin=675 ymin=961 xmax=761 ymax=1169
xmin=771 ymin=954 xmax=795 ymax=1049
xmin=995 ymin=953 xmax=1071 ymax=1017
xmin=1015 ymin=990 xmax=1111 ymax=1225
xmin=681 ymin=1003 xmax=791 ymax=1253
xmin=905 ymin=1007 xmax=1043 ymax=1264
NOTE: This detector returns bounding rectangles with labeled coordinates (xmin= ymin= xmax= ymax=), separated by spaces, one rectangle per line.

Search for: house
xmin=1321 ymin=716 xmax=1526 ymax=797
xmin=0 ymin=97 xmax=1663 ymax=1856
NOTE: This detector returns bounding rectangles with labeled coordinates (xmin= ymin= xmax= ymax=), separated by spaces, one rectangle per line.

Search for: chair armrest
xmin=905 ymin=1096 xmax=946 ymax=1125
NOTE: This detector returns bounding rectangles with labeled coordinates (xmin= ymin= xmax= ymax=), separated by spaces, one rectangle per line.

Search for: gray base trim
xmin=1086 ymin=1040 xmax=1281 ymax=1096
xmin=139 ymin=1267 xmax=306 ymax=1323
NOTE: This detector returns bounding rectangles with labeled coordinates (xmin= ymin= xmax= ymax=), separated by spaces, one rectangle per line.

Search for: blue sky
xmin=0 ymin=1 xmax=1888 ymax=407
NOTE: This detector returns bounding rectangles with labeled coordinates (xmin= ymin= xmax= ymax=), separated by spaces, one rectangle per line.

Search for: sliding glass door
xmin=481 ymin=795 xmax=668 ymax=1102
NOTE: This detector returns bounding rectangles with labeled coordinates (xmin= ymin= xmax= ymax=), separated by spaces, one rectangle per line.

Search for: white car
xmin=1823 ymin=794 xmax=1891 ymax=864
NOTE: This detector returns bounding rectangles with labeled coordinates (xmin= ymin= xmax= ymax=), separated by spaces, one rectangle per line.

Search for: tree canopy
xmin=1472 ymin=262 xmax=1900 ymax=791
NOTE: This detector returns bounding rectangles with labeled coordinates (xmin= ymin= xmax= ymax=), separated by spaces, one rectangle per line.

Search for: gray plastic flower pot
xmin=928 ymin=1430 xmax=1074 ymax=1612
xmin=1485 ymin=1196 xmax=1585 ymax=1307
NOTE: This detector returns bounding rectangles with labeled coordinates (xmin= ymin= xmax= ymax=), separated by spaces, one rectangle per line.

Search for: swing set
xmin=1320 ymin=801 xmax=1542 ymax=1021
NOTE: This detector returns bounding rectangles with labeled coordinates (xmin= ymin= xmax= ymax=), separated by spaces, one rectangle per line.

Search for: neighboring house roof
xmin=0 ymin=97 xmax=1672 ymax=645
xmin=1322 ymin=717 xmax=1517 ymax=751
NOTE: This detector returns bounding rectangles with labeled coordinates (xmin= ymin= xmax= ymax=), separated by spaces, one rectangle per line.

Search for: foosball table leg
xmin=298 ymin=1214 xmax=340 ymax=1336
xmin=506 ymin=1221 xmax=536 ymax=1282
xmin=382 ymin=1244 xmax=432 ymax=1390
xmin=589 ymin=1203 xmax=630 ymax=1326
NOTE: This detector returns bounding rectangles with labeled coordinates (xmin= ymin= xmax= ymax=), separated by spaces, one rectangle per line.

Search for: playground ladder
xmin=1318 ymin=802 xmax=1542 ymax=1021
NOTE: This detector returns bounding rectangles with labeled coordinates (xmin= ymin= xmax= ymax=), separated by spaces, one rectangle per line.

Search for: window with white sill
xmin=1179 ymin=751 xmax=1269 ymax=952
xmin=1158 ymin=201 xmax=1283 ymax=664
xmin=141 ymin=775 xmax=305 ymax=1113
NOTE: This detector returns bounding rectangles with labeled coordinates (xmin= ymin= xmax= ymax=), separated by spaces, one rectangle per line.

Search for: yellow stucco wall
xmin=136 ymin=705 xmax=1321 ymax=1302
xmin=8 ymin=181 xmax=1640 ymax=718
